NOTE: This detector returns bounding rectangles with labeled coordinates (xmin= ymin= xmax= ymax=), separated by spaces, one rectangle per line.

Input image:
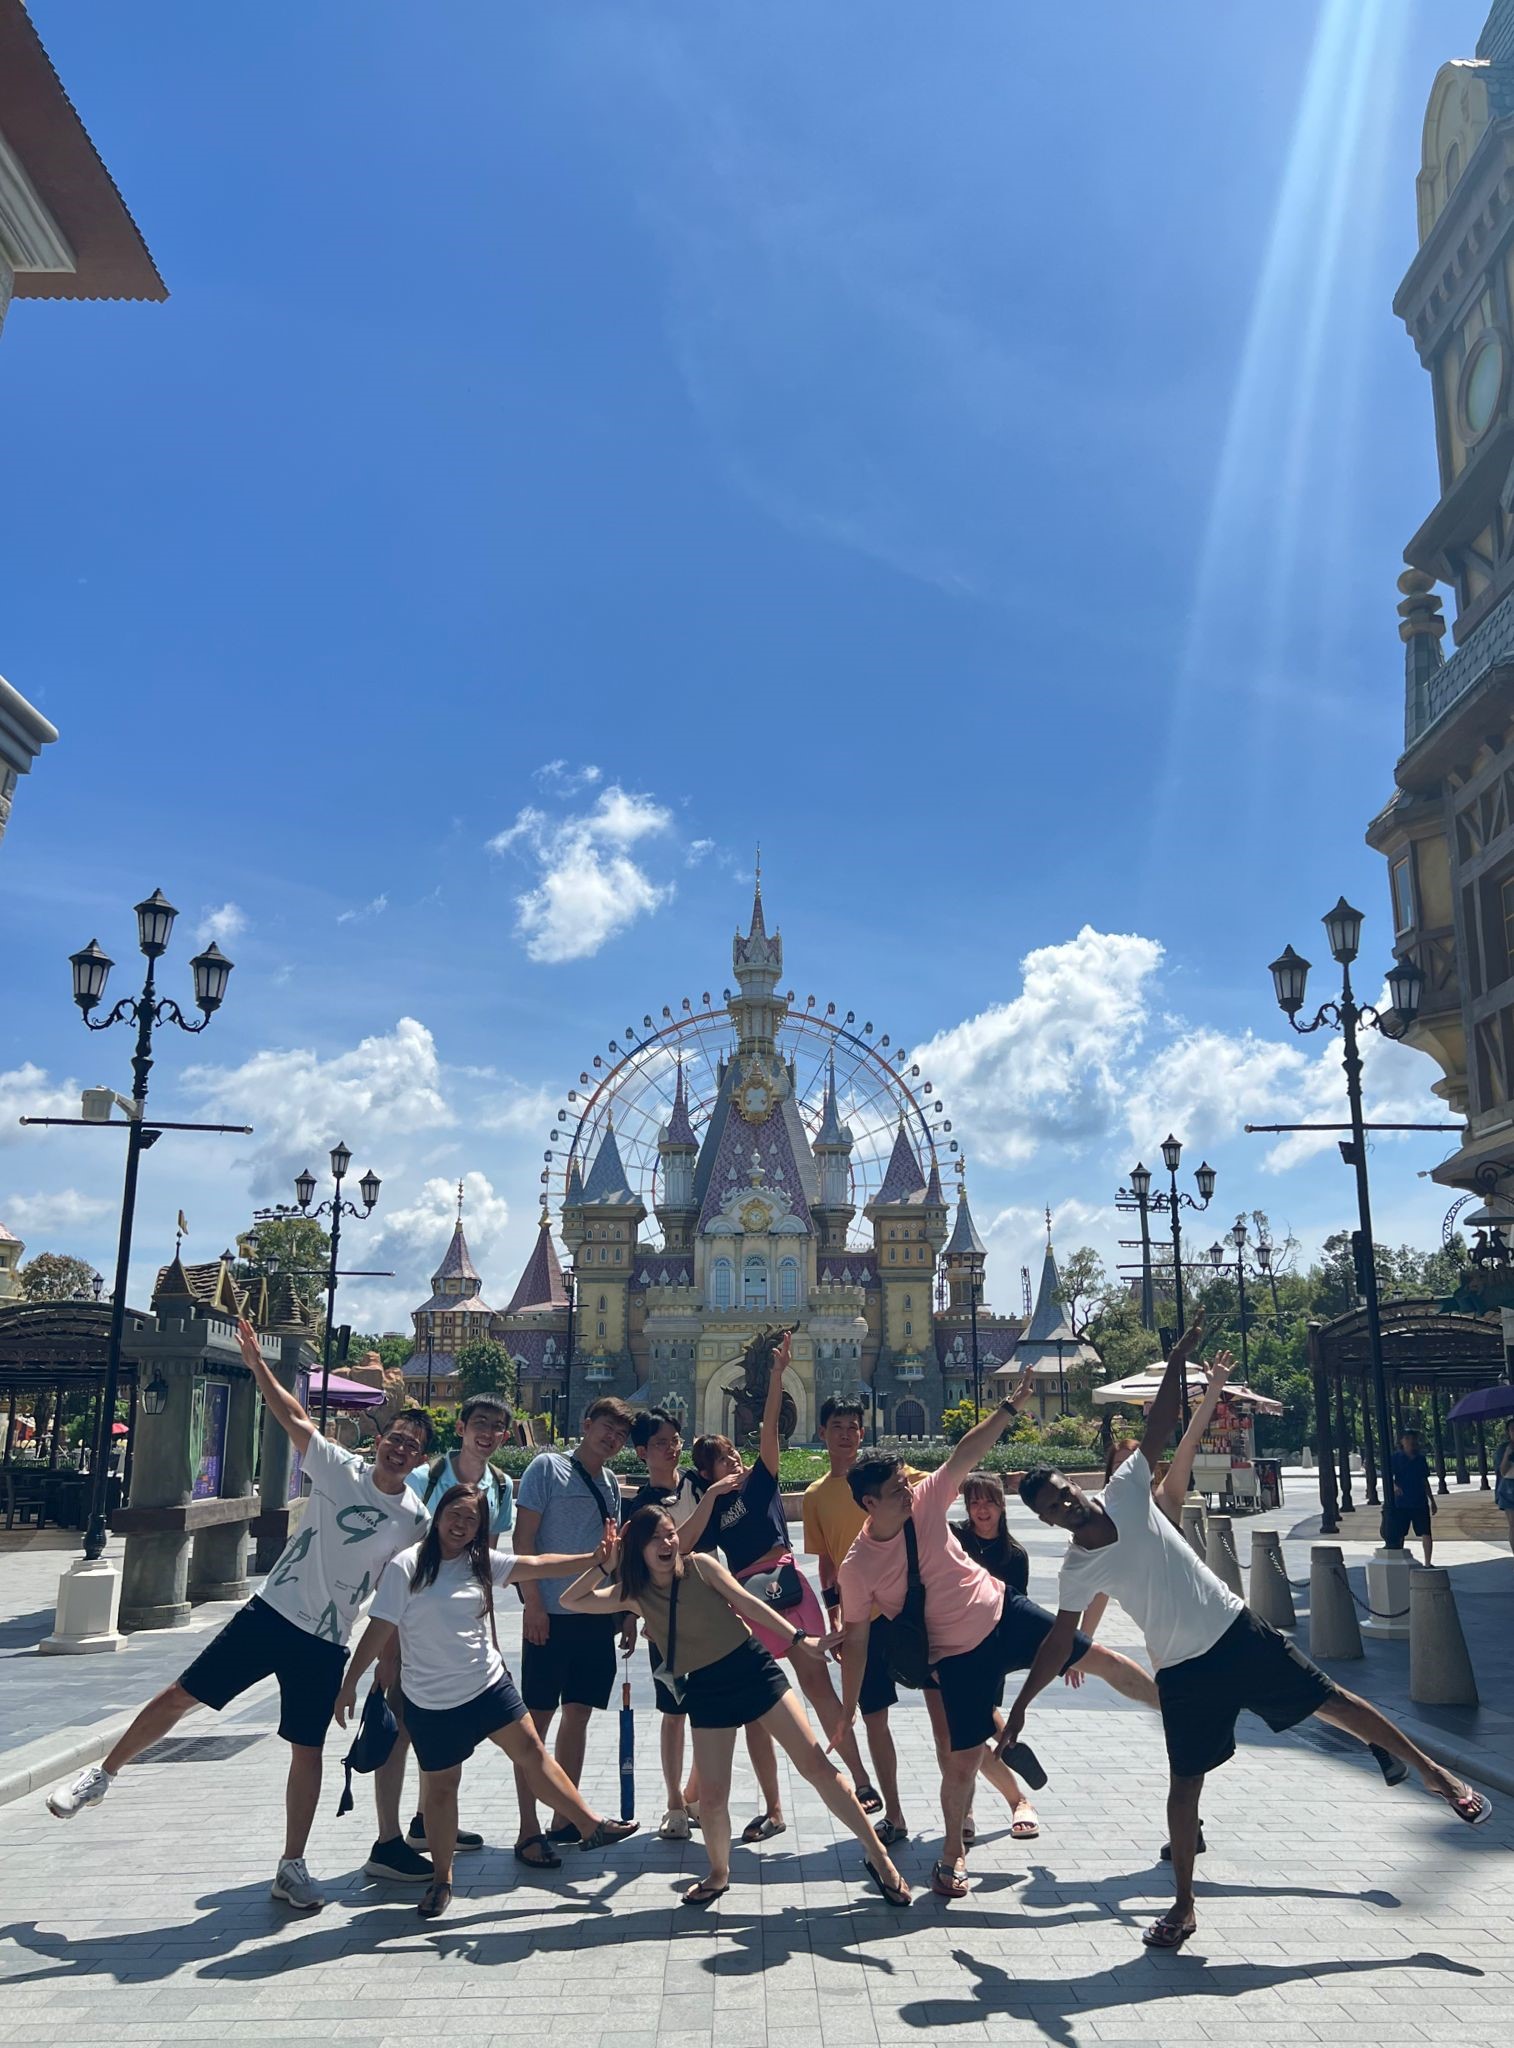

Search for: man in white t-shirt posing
xmin=1006 ymin=1324 xmax=1492 ymax=1951
xmin=45 ymin=1318 xmax=434 ymax=1912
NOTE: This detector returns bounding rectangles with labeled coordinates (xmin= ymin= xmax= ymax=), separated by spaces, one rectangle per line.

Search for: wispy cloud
xmin=533 ymin=761 xmax=603 ymax=796
xmin=0 ymin=1062 xmax=82 ymax=1146
xmin=3 ymin=1186 xmax=111 ymax=1234
xmin=336 ymin=894 xmax=388 ymax=925
xmin=487 ymin=784 xmax=674 ymax=964
xmin=686 ymin=838 xmax=716 ymax=867
xmin=195 ymin=902 xmax=248 ymax=947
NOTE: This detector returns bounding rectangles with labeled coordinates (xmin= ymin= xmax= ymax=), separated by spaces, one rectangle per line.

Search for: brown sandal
xmin=513 ymin=1834 xmax=561 ymax=1868
xmin=931 ymin=1860 xmax=969 ymax=1900
xmin=1142 ymin=1913 xmax=1196 ymax=1949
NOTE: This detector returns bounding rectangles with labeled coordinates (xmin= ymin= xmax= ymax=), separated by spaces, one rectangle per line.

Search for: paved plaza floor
xmin=0 ymin=1499 xmax=1511 ymax=2045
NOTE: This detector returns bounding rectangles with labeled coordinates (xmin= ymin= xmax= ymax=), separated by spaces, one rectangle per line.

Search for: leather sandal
xmin=513 ymin=1834 xmax=561 ymax=1868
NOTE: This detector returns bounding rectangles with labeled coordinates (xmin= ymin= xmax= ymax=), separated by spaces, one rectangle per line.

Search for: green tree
xmin=1052 ymin=1247 xmax=1107 ymax=1338
xmin=939 ymin=1398 xmax=979 ymax=1444
xmin=19 ymin=1252 xmax=96 ymax=1302
xmin=346 ymin=1332 xmax=415 ymax=1373
xmin=236 ymin=1218 xmax=333 ymax=1320
xmin=455 ymin=1340 xmax=516 ymax=1406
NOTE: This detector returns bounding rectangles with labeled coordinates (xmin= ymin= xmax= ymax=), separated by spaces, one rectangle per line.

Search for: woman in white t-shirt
xmin=337 ymin=1483 xmax=638 ymax=1919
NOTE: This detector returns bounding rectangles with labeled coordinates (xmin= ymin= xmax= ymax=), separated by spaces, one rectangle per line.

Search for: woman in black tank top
xmin=562 ymin=1505 xmax=911 ymax=1911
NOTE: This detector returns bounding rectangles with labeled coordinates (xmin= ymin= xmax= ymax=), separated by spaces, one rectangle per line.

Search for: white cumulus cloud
xmin=195 ymin=902 xmax=248 ymax=947
xmin=488 ymin=784 xmax=675 ymax=964
xmin=533 ymin=761 xmax=603 ymax=795
xmin=2 ymin=1187 xmax=112 ymax=1234
xmin=0 ymin=1062 xmax=84 ymax=1145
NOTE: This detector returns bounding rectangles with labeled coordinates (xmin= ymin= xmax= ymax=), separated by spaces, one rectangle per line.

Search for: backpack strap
xmin=570 ymin=1453 xmax=618 ymax=1526
xmin=903 ymin=1518 xmax=923 ymax=1592
xmin=422 ymin=1455 xmax=450 ymax=1506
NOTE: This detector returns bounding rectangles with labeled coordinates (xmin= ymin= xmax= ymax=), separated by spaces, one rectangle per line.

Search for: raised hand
xmin=1009 ymin=1362 xmax=1036 ymax=1410
xmin=594 ymin=1519 xmax=621 ymax=1572
xmin=773 ymin=1328 xmax=793 ymax=1374
xmin=235 ymin=1315 xmax=263 ymax=1374
xmin=1206 ymin=1349 xmax=1236 ymax=1390
xmin=706 ymin=1470 xmax=744 ymax=1498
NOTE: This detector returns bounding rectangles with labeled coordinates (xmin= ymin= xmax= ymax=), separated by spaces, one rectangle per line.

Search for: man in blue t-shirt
xmin=1389 ymin=1428 xmax=1436 ymax=1566
xmin=511 ymin=1396 xmax=634 ymax=1866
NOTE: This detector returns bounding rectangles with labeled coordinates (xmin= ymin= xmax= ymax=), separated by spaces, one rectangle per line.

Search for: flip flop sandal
xmin=741 ymin=1813 xmax=787 ymax=1843
xmin=681 ymin=1878 xmax=730 ymax=1907
xmin=513 ymin=1835 xmax=562 ymax=1869
xmin=931 ymin=1861 xmax=969 ymax=1900
xmin=1451 ymin=1787 xmax=1493 ymax=1826
xmin=875 ymin=1819 xmax=908 ymax=1848
xmin=863 ymin=1859 xmax=912 ymax=1907
xmin=1142 ymin=1914 xmax=1196 ymax=1949
xmin=857 ymin=1785 xmax=884 ymax=1815
xmin=1010 ymin=1808 xmax=1040 ymax=1840
xmin=579 ymin=1817 xmax=640 ymax=1850
xmin=417 ymin=1881 xmax=452 ymax=1920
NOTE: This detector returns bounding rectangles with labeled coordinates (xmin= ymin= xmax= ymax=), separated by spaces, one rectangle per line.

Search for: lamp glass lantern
xmin=1129 ymin=1161 xmax=1152 ymax=1201
xmin=358 ymin=1168 xmax=381 ymax=1211
xmin=1230 ymin=1218 xmax=1248 ymax=1251
xmin=1386 ymin=955 xmax=1424 ymax=1023
xmin=1322 ymin=896 xmax=1364 ymax=967
xmin=1209 ymin=1243 xmax=1223 ymax=1268
xmin=1160 ymin=1134 xmax=1183 ymax=1174
xmin=329 ymin=1141 xmax=352 ymax=1182
xmin=70 ymin=940 xmax=114 ymax=1012
xmin=1268 ymin=944 xmax=1311 ymax=1017
xmin=294 ymin=1168 xmax=318 ymax=1211
xmin=135 ymin=889 xmax=178 ymax=958
xmin=189 ymin=943 xmax=233 ymax=1013
xmin=1195 ymin=1161 xmax=1217 ymax=1202
xmin=141 ymin=1371 xmax=169 ymax=1416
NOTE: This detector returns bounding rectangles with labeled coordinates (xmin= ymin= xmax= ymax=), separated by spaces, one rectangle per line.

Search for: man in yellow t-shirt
xmin=802 ymin=1397 xmax=914 ymax=1845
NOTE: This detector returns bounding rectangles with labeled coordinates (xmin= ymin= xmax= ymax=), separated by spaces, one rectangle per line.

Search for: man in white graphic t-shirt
xmin=45 ymin=1318 xmax=434 ymax=1911
xmin=1006 ymin=1323 xmax=1491 ymax=1951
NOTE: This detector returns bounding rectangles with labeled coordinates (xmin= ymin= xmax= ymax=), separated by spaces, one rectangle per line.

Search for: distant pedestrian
xmin=1497 ymin=1418 xmax=1514 ymax=1555
xmin=1390 ymin=1427 xmax=1436 ymax=1567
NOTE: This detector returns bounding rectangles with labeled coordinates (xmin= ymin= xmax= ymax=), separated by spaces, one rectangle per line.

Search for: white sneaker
xmin=270 ymin=1857 xmax=324 ymax=1911
xmin=658 ymin=1806 xmax=692 ymax=1840
xmin=46 ymin=1764 xmax=113 ymax=1819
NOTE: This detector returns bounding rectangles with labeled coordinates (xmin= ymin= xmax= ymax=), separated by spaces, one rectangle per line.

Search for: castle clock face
xmin=1461 ymin=331 xmax=1506 ymax=441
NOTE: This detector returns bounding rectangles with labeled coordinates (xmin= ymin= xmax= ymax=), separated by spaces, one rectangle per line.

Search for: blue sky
xmin=0 ymin=1 xmax=1486 ymax=1331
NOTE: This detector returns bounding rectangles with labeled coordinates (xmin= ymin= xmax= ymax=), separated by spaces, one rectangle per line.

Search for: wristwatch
xmin=998 ymin=1396 xmax=1019 ymax=1415
xmin=789 ymin=1628 xmax=809 ymax=1654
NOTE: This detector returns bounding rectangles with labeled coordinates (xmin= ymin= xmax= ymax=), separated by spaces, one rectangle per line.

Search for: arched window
xmin=744 ymin=1256 xmax=769 ymax=1309
xmin=711 ymin=1258 xmax=733 ymax=1310
xmin=598 ymin=1295 xmax=607 ymax=1313
xmin=597 ymin=1320 xmax=606 ymax=1340
xmin=1446 ymin=141 xmax=1462 ymax=196
xmin=903 ymin=1294 xmax=912 ymax=1311
xmin=778 ymin=1257 xmax=800 ymax=1309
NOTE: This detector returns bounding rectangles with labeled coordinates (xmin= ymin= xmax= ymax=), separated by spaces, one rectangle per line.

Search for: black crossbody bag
xmin=886 ymin=1520 xmax=933 ymax=1690
xmin=658 ymin=1567 xmax=687 ymax=1710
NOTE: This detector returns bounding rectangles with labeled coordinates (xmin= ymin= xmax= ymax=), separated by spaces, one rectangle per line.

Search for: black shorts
xmin=1157 ymin=1610 xmax=1336 ymax=1779
xmin=679 ymin=1637 xmax=790 ymax=1729
xmin=1392 ymin=1495 xmax=1433 ymax=1539
xmin=402 ymin=1675 xmax=528 ymax=1772
xmin=933 ymin=1599 xmax=1091 ymax=1752
xmin=179 ymin=1595 xmax=348 ymax=1749
xmin=521 ymin=1612 xmax=619 ymax=1713
xmin=860 ymin=1616 xmax=897 ymax=1717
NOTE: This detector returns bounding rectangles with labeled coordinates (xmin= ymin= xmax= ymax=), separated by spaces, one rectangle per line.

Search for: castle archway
xmin=702 ymin=1358 xmax=809 ymax=1443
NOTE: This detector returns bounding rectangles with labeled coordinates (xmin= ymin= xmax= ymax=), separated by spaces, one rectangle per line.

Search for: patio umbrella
xmin=1446 ymin=1383 xmax=1514 ymax=1423
xmin=110 ymin=1421 xmax=129 ymax=1437
xmin=1092 ymin=1368 xmax=1284 ymax=1415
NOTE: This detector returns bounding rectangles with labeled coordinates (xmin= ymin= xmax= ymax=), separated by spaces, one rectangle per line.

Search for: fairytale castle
xmin=406 ymin=886 xmax=1090 ymax=1438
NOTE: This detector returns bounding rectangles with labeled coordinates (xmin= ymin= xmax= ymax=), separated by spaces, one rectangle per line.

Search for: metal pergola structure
xmin=0 ymin=1299 xmax=151 ymax=1492
xmin=1306 ymin=1297 xmax=1508 ymax=1530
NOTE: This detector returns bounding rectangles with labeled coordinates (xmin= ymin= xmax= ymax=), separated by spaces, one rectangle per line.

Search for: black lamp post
xmin=967 ymin=1256 xmax=985 ymax=1422
xmin=68 ymin=891 xmax=234 ymax=1559
xmin=1120 ymin=1141 xmax=1214 ymax=1431
xmin=1269 ymin=897 xmax=1424 ymax=1548
xmin=1206 ymin=1217 xmax=1254 ymax=1375
xmin=292 ymin=1144 xmax=381 ymax=1432
xmin=1125 ymin=1161 xmax=1157 ymax=1331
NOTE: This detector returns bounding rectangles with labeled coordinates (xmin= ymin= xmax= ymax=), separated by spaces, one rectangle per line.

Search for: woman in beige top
xmin=563 ymin=1502 xmax=910 ymax=1909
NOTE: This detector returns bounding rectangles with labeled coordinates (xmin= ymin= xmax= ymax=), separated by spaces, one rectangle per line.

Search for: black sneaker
xmin=1370 ymin=1744 xmax=1409 ymax=1787
xmin=1160 ymin=1822 xmax=1206 ymax=1862
xmin=365 ymin=1834 xmax=433 ymax=1882
xmin=407 ymin=1813 xmax=483 ymax=1853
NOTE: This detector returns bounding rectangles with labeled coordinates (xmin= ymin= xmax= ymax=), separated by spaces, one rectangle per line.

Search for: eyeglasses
xmin=383 ymin=1432 xmax=427 ymax=1454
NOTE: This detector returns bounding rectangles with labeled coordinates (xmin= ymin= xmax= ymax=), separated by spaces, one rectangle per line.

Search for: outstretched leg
xmin=101 ymin=1681 xmax=199 ymax=1776
xmin=1080 ymin=1643 xmax=1159 ymax=1709
xmin=1316 ymin=1687 xmax=1475 ymax=1806
xmin=492 ymin=1717 xmax=600 ymax=1837
xmin=760 ymin=1692 xmax=906 ymax=1896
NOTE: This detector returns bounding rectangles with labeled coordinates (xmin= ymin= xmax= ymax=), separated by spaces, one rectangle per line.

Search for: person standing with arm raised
xmin=46 ymin=1317 xmax=434 ymax=1912
xmin=1010 ymin=1321 xmax=1491 ymax=1952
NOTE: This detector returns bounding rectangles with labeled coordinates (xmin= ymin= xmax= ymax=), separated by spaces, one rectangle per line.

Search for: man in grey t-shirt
xmin=511 ymin=1397 xmax=633 ymax=1864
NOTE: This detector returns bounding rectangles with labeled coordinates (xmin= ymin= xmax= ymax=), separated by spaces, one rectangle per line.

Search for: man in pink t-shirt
xmin=837 ymin=1366 xmax=1154 ymax=1897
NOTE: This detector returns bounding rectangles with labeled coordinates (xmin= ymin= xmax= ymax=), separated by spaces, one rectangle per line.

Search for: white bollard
xmin=1308 ymin=1543 xmax=1363 ymax=1660
xmin=1205 ymin=1514 xmax=1244 ymax=1599
xmin=1361 ymin=1547 xmax=1412 ymax=1644
xmin=1409 ymin=1567 xmax=1479 ymax=1706
xmin=38 ymin=1557 xmax=126 ymax=1657
xmin=1300 ymin=1446 xmax=1315 ymax=1470
xmin=1180 ymin=1500 xmax=1206 ymax=1559
xmin=1250 ymin=1528 xmax=1297 ymax=1629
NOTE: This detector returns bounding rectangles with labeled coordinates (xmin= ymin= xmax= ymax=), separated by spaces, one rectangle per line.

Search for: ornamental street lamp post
xmin=292 ymin=1145 xmax=381 ymax=1433
xmin=1206 ymin=1217 xmax=1255 ymax=1376
xmin=1269 ymin=898 xmax=1424 ymax=1549
xmin=68 ymin=893 xmax=234 ymax=1562
xmin=1119 ymin=1144 xmax=1214 ymax=1433
xmin=968 ymin=1258 xmax=984 ymax=1422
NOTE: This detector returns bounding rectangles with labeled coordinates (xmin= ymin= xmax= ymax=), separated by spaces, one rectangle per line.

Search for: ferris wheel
xmin=536 ymin=994 xmax=957 ymax=1254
